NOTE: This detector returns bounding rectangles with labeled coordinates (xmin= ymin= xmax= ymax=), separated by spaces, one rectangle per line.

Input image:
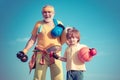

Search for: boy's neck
xmin=69 ymin=43 xmax=78 ymax=47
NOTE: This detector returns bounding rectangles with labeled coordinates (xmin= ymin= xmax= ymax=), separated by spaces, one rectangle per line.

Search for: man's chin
xmin=44 ymin=19 xmax=53 ymax=22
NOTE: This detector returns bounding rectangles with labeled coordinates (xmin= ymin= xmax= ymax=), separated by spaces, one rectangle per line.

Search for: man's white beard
xmin=44 ymin=18 xmax=53 ymax=23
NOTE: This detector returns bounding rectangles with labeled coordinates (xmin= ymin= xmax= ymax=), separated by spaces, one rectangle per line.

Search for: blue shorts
xmin=67 ymin=70 xmax=84 ymax=80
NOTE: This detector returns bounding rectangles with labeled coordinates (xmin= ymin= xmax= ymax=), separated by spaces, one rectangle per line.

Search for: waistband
xmin=68 ymin=70 xmax=84 ymax=72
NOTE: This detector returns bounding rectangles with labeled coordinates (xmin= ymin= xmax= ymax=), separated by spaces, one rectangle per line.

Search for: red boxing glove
xmin=78 ymin=47 xmax=92 ymax=62
xmin=89 ymin=48 xmax=97 ymax=56
xmin=78 ymin=47 xmax=97 ymax=63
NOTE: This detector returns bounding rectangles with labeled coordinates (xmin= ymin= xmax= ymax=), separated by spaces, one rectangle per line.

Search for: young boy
xmin=53 ymin=28 xmax=97 ymax=80
xmin=60 ymin=28 xmax=86 ymax=80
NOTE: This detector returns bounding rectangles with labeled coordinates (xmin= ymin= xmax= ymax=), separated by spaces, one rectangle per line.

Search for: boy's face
xmin=67 ymin=37 xmax=78 ymax=46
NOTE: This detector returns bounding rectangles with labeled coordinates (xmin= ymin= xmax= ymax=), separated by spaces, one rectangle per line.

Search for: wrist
xmin=16 ymin=51 xmax=28 ymax=62
xmin=58 ymin=57 xmax=61 ymax=60
xmin=23 ymin=49 xmax=28 ymax=54
xmin=89 ymin=48 xmax=97 ymax=56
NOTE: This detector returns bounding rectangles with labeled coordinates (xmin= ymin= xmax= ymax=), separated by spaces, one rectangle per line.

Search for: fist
xmin=52 ymin=53 xmax=59 ymax=59
xmin=89 ymin=48 xmax=97 ymax=56
xmin=16 ymin=51 xmax=28 ymax=62
xmin=78 ymin=47 xmax=93 ymax=62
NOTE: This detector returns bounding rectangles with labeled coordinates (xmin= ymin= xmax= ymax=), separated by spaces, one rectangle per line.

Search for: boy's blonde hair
xmin=66 ymin=28 xmax=80 ymax=42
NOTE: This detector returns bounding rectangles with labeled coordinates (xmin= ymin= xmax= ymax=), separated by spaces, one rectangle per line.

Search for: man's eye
xmin=48 ymin=11 xmax=51 ymax=13
xmin=43 ymin=11 xmax=51 ymax=13
xmin=68 ymin=37 xmax=71 ymax=39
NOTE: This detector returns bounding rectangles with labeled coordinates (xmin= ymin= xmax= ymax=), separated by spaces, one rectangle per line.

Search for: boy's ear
xmin=66 ymin=40 xmax=69 ymax=45
xmin=78 ymin=37 xmax=80 ymax=42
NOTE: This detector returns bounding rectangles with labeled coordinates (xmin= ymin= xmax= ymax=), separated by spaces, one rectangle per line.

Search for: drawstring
xmin=40 ymin=54 xmax=45 ymax=65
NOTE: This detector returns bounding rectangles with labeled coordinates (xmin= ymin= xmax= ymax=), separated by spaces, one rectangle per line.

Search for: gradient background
xmin=0 ymin=0 xmax=120 ymax=80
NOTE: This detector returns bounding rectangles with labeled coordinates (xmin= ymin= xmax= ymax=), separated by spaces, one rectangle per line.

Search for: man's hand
xmin=16 ymin=51 xmax=28 ymax=62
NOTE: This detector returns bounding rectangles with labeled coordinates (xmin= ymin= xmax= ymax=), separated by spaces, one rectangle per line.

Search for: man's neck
xmin=43 ymin=20 xmax=54 ymax=26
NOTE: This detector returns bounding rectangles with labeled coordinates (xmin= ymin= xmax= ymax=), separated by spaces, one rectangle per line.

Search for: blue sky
xmin=0 ymin=0 xmax=120 ymax=80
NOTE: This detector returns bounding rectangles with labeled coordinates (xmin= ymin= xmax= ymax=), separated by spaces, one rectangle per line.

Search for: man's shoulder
xmin=35 ymin=21 xmax=43 ymax=28
xmin=36 ymin=20 xmax=43 ymax=24
xmin=56 ymin=19 xmax=63 ymax=24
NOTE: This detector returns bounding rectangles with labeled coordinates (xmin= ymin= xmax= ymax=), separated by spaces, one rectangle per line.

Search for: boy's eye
xmin=67 ymin=36 xmax=71 ymax=39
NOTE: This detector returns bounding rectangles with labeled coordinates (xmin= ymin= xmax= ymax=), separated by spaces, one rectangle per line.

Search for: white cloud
xmin=16 ymin=37 xmax=29 ymax=42
xmin=8 ymin=37 xmax=29 ymax=45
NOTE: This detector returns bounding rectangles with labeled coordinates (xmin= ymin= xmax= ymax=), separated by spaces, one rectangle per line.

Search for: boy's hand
xmin=89 ymin=48 xmax=97 ymax=56
xmin=53 ymin=53 xmax=59 ymax=59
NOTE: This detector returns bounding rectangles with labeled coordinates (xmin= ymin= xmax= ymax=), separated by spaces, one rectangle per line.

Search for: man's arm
xmin=16 ymin=35 xmax=37 ymax=62
xmin=23 ymin=35 xmax=37 ymax=54
xmin=17 ymin=21 xmax=39 ymax=62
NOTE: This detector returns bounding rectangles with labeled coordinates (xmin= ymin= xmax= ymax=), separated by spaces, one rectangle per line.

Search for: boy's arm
xmin=52 ymin=53 xmax=67 ymax=62
xmin=59 ymin=57 xmax=67 ymax=62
